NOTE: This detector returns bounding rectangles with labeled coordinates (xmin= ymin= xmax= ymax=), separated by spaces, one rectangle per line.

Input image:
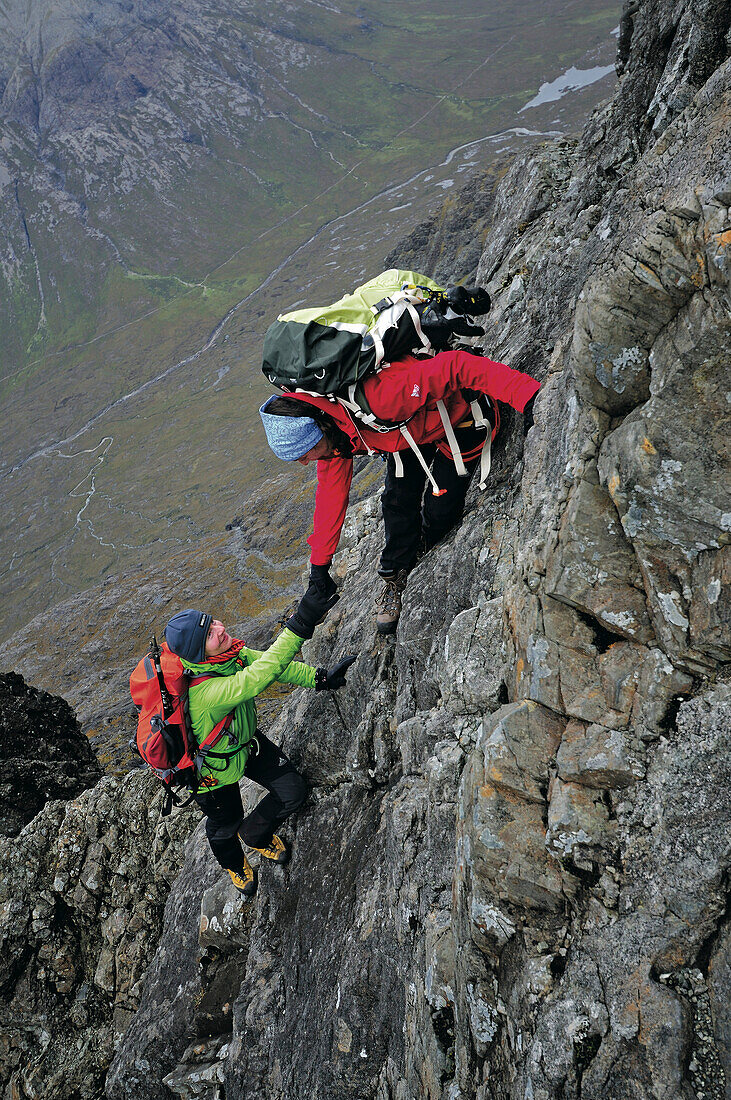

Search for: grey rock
xmin=707 ymin=922 xmax=731 ymax=1096
xmin=433 ymin=596 xmax=507 ymax=716
xmin=597 ymin=284 xmax=731 ymax=673
xmin=544 ymin=476 xmax=655 ymax=644
xmin=105 ymin=824 xmax=221 ymax=1099
xmin=556 ymin=720 xmax=646 ymax=788
xmin=545 ymin=777 xmax=614 ymax=871
xmin=0 ymin=773 xmax=198 ymax=1097
xmin=459 ymin=702 xmax=566 ymax=915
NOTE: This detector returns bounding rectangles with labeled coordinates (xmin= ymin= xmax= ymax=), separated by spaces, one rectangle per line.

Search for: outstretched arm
xmin=241 ymin=646 xmax=317 ymax=689
xmin=191 ymin=628 xmax=311 ymax=722
xmin=308 ymin=453 xmax=354 ymax=566
xmin=366 ymin=349 xmax=540 ymax=420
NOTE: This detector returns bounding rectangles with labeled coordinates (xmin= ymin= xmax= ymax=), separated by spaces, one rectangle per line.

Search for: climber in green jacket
xmin=165 ymin=590 xmax=355 ymax=897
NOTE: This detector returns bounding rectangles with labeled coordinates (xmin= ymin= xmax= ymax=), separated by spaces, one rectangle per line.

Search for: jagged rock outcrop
xmin=0 ymin=772 xmax=200 ymax=1097
xmin=0 ymin=671 xmax=102 ymax=836
xmin=1 ymin=1 xmax=729 ymax=1097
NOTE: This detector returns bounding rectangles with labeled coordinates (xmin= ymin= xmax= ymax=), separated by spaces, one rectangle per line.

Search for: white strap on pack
xmin=344 ymin=384 xmax=375 ymax=422
xmin=393 ymin=451 xmax=404 ymax=478
xmin=436 ymin=399 xmax=468 ymax=477
xmin=405 ymin=301 xmax=433 ymax=353
xmin=370 ymin=326 xmax=385 ymax=366
xmin=399 ymin=424 xmax=445 ymax=496
xmin=470 ymin=399 xmax=493 ymax=490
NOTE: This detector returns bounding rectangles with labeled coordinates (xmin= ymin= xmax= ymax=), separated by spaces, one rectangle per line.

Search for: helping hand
xmin=309 ymin=563 xmax=338 ymax=601
xmin=285 ymin=585 xmax=339 ymax=640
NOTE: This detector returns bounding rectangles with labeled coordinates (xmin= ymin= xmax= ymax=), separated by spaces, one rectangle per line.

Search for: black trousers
xmin=194 ymin=733 xmax=308 ymax=873
xmin=379 ymin=424 xmax=483 ymax=574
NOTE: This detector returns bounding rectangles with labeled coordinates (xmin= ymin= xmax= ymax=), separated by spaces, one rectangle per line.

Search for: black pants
xmin=194 ymin=733 xmax=308 ymax=873
xmin=379 ymin=424 xmax=483 ymax=574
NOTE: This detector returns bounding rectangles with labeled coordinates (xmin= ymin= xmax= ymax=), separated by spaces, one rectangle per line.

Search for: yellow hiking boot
xmin=246 ymin=833 xmax=290 ymax=865
xmin=228 ymin=857 xmax=257 ymax=897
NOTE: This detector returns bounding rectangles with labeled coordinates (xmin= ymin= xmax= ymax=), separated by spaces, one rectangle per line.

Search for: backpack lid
xmin=130 ymin=642 xmax=187 ymax=710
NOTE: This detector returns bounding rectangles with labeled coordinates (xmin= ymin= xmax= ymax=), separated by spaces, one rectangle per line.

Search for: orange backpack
xmin=129 ymin=636 xmax=234 ymax=812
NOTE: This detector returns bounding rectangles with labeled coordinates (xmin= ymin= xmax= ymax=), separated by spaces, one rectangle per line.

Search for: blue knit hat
xmin=165 ymin=609 xmax=212 ymax=663
xmin=259 ymin=396 xmax=323 ymax=461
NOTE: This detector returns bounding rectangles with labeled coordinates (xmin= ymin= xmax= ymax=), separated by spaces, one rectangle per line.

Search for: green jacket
xmin=181 ymin=627 xmax=316 ymax=789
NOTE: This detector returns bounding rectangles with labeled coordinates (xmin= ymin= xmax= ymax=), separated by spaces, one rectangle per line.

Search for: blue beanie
xmin=165 ymin=609 xmax=212 ymax=663
xmin=259 ymin=396 xmax=323 ymax=461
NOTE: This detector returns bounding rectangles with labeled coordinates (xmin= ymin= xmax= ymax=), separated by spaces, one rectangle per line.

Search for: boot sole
xmin=376 ymin=619 xmax=399 ymax=635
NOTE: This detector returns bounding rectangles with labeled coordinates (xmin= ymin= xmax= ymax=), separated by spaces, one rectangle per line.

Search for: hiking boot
xmin=228 ymin=858 xmax=257 ymax=897
xmin=375 ymin=569 xmax=408 ymax=635
xmin=246 ymin=833 xmax=290 ymax=865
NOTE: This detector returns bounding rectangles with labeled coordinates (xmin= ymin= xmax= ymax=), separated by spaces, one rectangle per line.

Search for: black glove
xmin=523 ymin=393 xmax=537 ymax=434
xmin=447 ymin=316 xmax=485 ymax=338
xmin=309 ymin=563 xmax=338 ymax=601
xmin=446 ymin=285 xmax=491 ymax=316
xmin=315 ymin=655 xmax=357 ymax=691
xmin=285 ymin=585 xmax=339 ymax=640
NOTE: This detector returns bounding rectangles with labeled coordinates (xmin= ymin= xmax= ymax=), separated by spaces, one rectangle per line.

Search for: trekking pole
xmin=150 ymin=634 xmax=173 ymax=719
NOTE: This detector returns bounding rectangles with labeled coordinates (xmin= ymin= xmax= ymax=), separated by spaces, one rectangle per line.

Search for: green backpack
xmin=261 ymin=268 xmax=489 ymax=397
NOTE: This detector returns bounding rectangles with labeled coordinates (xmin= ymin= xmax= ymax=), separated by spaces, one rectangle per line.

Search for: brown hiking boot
xmin=246 ymin=833 xmax=290 ymax=865
xmin=228 ymin=857 xmax=257 ymax=897
xmin=375 ymin=569 xmax=408 ymax=634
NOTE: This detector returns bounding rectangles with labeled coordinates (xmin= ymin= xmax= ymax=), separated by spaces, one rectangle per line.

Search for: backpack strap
xmin=404 ymin=300 xmax=434 ymax=354
xmin=338 ymin=382 xmax=448 ymax=495
xmin=371 ymin=287 xmax=437 ymax=362
xmin=436 ymin=399 xmax=468 ymax=477
xmin=398 ymin=424 xmax=446 ymax=497
xmin=340 ymin=383 xmax=412 ymax=434
xmin=470 ymin=398 xmax=495 ymax=490
xmin=191 ymin=713 xmax=239 ymax=770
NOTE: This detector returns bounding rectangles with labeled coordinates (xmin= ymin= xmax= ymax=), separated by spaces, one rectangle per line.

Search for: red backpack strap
xmin=187 ymin=672 xmax=241 ymax=770
xmin=194 ymin=713 xmax=240 ymax=772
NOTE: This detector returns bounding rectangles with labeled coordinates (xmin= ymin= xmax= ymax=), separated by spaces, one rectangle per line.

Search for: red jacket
xmin=285 ymin=349 xmax=540 ymax=565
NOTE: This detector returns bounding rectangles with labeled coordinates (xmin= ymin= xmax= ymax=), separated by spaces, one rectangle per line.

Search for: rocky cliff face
xmin=1 ymin=0 xmax=729 ymax=1097
xmin=0 ymin=671 xmax=102 ymax=837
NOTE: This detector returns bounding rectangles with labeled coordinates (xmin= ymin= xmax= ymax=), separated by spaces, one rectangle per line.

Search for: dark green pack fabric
xmin=262 ymin=269 xmax=446 ymax=395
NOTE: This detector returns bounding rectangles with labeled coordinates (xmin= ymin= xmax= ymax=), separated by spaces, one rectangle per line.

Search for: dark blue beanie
xmin=165 ymin=609 xmax=212 ymax=663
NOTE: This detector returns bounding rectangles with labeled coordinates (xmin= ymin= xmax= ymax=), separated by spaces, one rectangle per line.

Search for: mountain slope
xmin=0 ymin=0 xmax=622 ymax=642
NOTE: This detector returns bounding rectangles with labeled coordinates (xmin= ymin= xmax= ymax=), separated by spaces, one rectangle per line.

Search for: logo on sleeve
xmin=411 ymin=384 xmax=421 ymax=398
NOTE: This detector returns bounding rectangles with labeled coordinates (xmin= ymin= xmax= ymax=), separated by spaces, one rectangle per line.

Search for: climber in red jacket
xmin=260 ymin=348 xmax=540 ymax=633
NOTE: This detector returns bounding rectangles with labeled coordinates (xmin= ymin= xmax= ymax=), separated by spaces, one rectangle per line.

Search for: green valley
xmin=0 ymin=0 xmax=621 ymax=640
